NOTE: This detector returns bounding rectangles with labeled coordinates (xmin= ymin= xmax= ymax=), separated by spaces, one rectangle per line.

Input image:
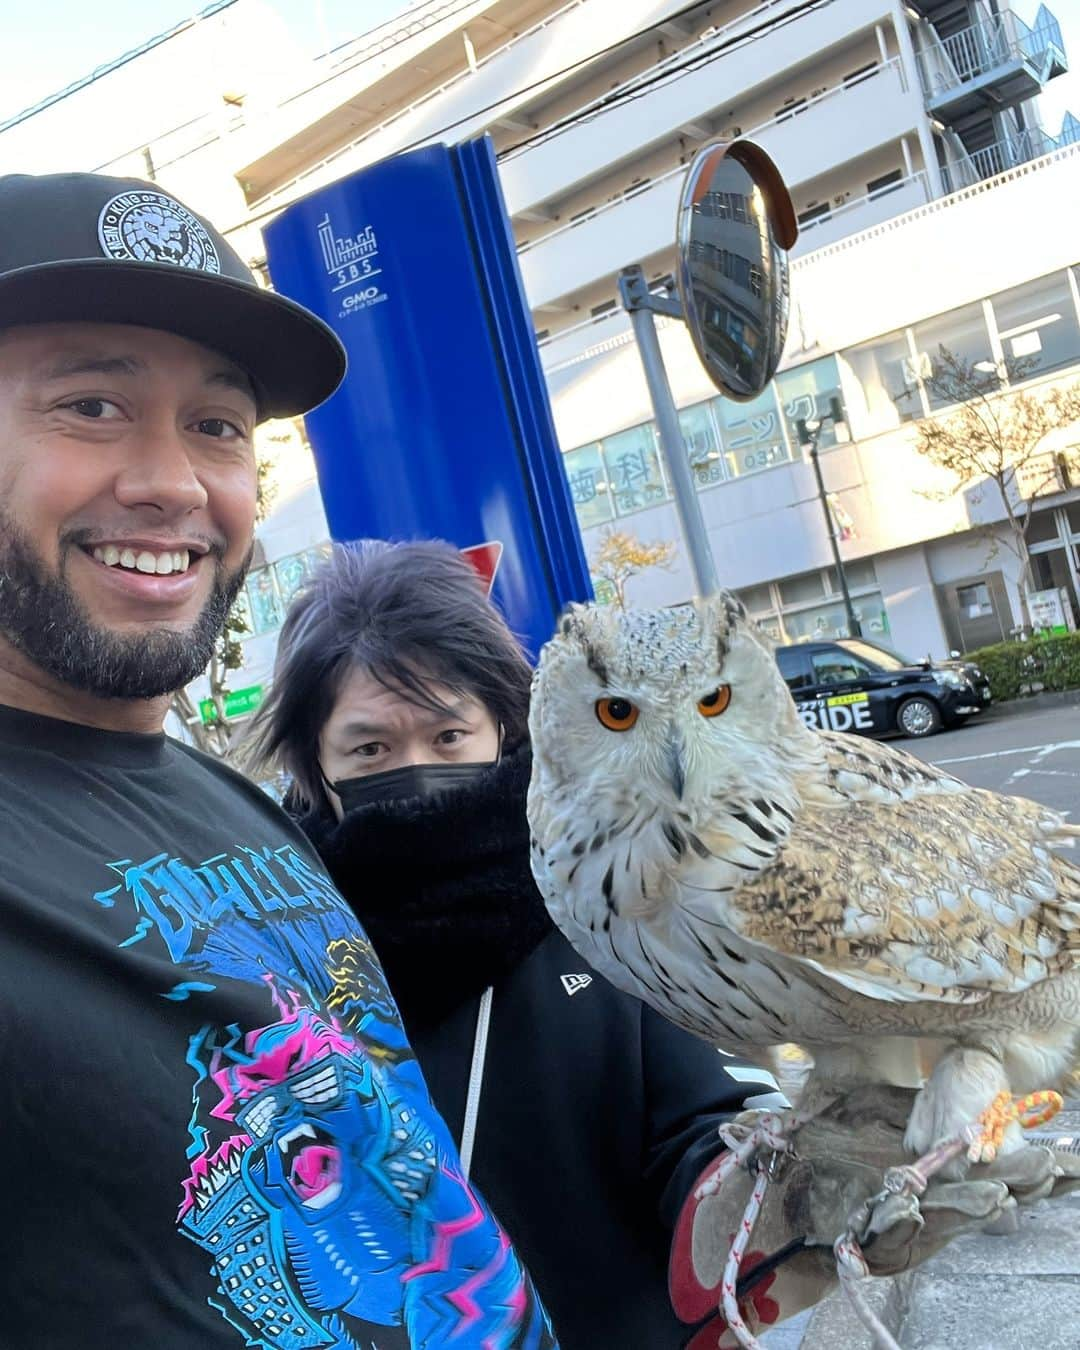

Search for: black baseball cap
xmin=0 ymin=172 xmax=346 ymax=419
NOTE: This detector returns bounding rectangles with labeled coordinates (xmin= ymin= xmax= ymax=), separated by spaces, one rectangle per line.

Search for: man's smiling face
xmin=0 ymin=321 xmax=259 ymax=700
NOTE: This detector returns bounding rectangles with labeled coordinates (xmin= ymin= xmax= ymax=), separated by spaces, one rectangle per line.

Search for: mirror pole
xmin=618 ymin=266 xmax=720 ymax=598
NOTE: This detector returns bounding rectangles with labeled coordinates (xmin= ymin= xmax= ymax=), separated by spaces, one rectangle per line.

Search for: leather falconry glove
xmin=670 ymin=1084 xmax=1080 ymax=1349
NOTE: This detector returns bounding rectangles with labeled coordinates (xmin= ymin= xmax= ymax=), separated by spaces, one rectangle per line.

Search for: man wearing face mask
xmin=246 ymin=539 xmax=789 ymax=1348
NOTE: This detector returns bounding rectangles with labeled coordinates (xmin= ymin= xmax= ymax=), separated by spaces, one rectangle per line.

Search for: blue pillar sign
xmin=263 ymin=137 xmax=591 ymax=660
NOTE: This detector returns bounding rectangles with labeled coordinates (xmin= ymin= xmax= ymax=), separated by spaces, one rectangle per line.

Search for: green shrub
xmin=965 ymin=631 xmax=1080 ymax=701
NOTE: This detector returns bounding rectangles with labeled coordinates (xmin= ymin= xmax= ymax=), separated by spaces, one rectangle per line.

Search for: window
xmin=867 ymin=168 xmax=903 ymax=199
xmin=779 ymin=570 xmax=827 ymax=606
xmin=991 ymin=270 xmax=1080 ymax=378
xmin=811 ymin=649 xmax=872 ymax=684
xmin=783 ymin=595 xmax=890 ymax=642
xmin=826 ymin=558 xmax=878 ymax=592
xmin=678 ymin=403 xmax=725 ymax=489
xmin=775 ymin=96 xmax=808 ymax=121
xmin=843 ymin=62 xmax=878 ymax=87
xmin=246 ymin=568 xmax=285 ymax=636
xmin=776 ymin=356 xmax=848 ymax=450
xmin=845 ymin=329 xmax=923 ymax=433
xmin=912 ymin=303 xmax=996 ymax=410
xmin=590 ymin=299 xmax=617 ymax=320
xmin=715 ymin=386 xmax=789 ymax=478
xmin=956 ymin=582 xmax=994 ymax=619
xmin=1028 ymin=508 xmax=1062 ymax=545
xmin=737 ymin=583 xmax=774 ymax=614
xmin=563 ymin=444 xmax=614 ymax=530
xmin=600 ymin=424 xmax=668 ymax=515
xmin=797 ymin=202 xmax=831 ymax=227
xmin=776 ymin=647 xmax=812 ymax=690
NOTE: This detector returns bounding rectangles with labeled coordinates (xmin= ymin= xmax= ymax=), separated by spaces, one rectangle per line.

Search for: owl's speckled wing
xmin=725 ymin=731 xmax=1080 ymax=1006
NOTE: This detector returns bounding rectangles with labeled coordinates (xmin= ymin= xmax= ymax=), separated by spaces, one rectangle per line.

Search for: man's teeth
xmin=92 ymin=546 xmax=191 ymax=574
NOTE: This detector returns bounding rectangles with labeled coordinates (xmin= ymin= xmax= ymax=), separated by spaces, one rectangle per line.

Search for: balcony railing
xmin=916 ymin=6 xmax=1066 ymax=99
xmin=940 ymin=127 xmax=1062 ymax=192
xmin=516 ymin=57 xmax=906 ymax=255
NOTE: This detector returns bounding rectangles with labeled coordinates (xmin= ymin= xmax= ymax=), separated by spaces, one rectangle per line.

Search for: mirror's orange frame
xmin=686 ymin=139 xmax=798 ymax=250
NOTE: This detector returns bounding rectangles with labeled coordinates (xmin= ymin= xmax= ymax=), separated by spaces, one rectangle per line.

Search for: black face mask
xmin=331 ymin=761 xmax=494 ymax=814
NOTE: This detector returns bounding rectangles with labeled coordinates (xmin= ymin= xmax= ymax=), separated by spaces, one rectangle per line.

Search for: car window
xmin=811 ymin=650 xmax=872 ymax=684
xmin=775 ymin=647 xmax=811 ymax=690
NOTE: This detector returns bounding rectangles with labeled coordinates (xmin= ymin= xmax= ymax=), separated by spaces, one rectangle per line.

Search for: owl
xmin=527 ymin=595 xmax=1080 ymax=1160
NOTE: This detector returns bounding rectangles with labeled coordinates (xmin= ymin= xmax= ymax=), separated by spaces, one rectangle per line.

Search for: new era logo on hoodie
xmin=560 ymin=973 xmax=593 ymax=997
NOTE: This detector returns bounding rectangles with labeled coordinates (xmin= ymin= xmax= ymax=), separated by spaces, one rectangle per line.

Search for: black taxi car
xmin=774 ymin=637 xmax=992 ymax=739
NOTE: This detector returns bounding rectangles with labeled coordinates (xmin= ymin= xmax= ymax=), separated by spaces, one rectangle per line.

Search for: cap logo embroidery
xmin=560 ymin=973 xmax=593 ymax=997
xmin=97 ymin=190 xmax=221 ymax=274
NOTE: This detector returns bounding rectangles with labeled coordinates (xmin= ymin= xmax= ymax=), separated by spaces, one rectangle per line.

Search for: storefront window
xmin=274 ymin=553 xmax=312 ymax=608
xmin=246 ymin=567 xmax=285 ymax=636
xmin=563 ymin=444 xmax=615 ymax=530
xmin=845 ymin=329 xmax=923 ymax=433
xmin=715 ymin=386 xmax=789 ymax=478
xmin=601 ymin=424 xmax=669 ymax=515
xmin=991 ymin=270 xmax=1080 ymax=378
xmin=782 ymin=593 xmax=890 ymax=642
xmin=775 ymin=356 xmax=849 ymax=449
xmin=678 ymin=404 xmax=726 ymax=490
xmin=912 ymin=302 xmax=996 ymax=410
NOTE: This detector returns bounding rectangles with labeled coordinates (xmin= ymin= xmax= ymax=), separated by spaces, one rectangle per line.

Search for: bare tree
xmin=914 ymin=347 xmax=1080 ymax=630
xmin=590 ymin=529 xmax=677 ymax=609
xmin=169 ymin=446 xmax=281 ymax=754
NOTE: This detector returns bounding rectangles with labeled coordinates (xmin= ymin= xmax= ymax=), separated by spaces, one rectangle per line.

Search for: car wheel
xmin=897 ymin=695 xmax=942 ymax=738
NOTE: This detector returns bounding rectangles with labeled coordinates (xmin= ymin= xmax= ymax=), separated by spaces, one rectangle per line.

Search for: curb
xmin=989 ymin=689 xmax=1080 ymax=716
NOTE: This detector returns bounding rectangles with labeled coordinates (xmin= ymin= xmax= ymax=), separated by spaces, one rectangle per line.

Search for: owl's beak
xmin=666 ymin=727 xmax=686 ymax=800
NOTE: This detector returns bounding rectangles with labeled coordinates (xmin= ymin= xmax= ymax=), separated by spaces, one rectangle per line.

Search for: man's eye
xmin=437 ymin=729 xmax=466 ymax=745
xmin=62 ymin=398 xmax=123 ymax=420
xmin=194 ymin=417 xmax=245 ymax=440
xmin=352 ymin=743 xmax=384 ymax=758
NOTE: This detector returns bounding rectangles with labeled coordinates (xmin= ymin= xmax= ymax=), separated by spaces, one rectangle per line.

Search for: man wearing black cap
xmin=0 ymin=174 xmax=557 ymax=1350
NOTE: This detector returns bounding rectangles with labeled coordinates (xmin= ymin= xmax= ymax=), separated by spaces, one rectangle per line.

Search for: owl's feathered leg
xmin=904 ymin=1045 xmax=1023 ymax=1166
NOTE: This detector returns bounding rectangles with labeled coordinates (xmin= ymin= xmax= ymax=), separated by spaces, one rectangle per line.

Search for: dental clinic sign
xmin=317 ymin=212 xmax=388 ymax=319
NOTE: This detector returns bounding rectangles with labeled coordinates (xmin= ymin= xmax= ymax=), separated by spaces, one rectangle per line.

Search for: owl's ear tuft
xmin=556 ymin=602 xmax=590 ymax=638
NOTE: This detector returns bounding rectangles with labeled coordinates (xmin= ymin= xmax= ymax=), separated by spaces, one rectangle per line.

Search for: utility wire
xmin=0 ymin=0 xmax=240 ymax=137
xmin=498 ymin=0 xmax=834 ymax=160
xmin=224 ymin=0 xmax=829 ymax=235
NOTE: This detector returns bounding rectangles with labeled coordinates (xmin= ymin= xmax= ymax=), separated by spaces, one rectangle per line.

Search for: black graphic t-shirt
xmin=0 ymin=705 xmax=556 ymax=1350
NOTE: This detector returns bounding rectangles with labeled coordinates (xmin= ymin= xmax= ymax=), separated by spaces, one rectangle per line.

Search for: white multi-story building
xmin=3 ymin=0 xmax=1077 ymax=698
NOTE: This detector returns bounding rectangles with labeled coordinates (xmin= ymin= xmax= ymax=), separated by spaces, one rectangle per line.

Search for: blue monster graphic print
xmin=179 ymin=978 xmax=554 ymax=1350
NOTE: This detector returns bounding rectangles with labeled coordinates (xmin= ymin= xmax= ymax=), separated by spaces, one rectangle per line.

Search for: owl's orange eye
xmin=595 ymin=697 xmax=639 ymax=731
xmin=697 ymin=686 xmax=731 ymax=717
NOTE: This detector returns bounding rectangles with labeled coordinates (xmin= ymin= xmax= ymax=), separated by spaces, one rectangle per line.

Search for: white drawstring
xmin=459 ymin=985 xmax=494 ymax=1181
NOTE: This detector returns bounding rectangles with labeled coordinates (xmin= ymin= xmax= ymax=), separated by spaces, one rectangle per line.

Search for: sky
xmin=0 ymin=0 xmax=416 ymax=125
xmin=2 ymin=0 xmax=1078 ymax=131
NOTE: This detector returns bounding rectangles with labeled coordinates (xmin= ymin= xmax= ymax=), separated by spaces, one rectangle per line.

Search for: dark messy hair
xmin=244 ymin=539 xmax=534 ymax=811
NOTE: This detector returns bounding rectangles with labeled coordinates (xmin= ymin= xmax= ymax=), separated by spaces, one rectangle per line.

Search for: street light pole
xmin=618 ymin=265 xmax=720 ymax=597
xmin=796 ymin=407 xmax=862 ymax=638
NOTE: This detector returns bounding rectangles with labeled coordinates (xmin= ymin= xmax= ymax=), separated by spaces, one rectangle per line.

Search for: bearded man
xmin=0 ymin=172 xmax=557 ymax=1350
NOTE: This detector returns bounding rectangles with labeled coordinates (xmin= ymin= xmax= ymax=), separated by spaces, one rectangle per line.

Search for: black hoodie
xmin=300 ymin=746 xmax=782 ymax=1348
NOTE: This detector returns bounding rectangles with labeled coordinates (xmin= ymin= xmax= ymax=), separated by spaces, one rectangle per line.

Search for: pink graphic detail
xmin=290 ymin=1144 xmax=343 ymax=1203
xmin=178 ymin=1134 xmax=250 ymax=1219
xmin=402 ymin=1168 xmax=485 ymax=1283
xmin=209 ymin=1002 xmax=355 ymax=1122
xmin=460 ymin=542 xmax=503 ymax=597
xmin=451 ymin=1231 xmax=521 ymax=1349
